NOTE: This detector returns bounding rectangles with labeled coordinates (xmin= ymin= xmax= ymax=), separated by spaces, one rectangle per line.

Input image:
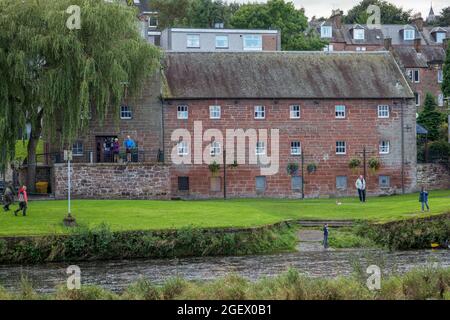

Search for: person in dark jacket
xmin=323 ymin=224 xmax=329 ymax=249
xmin=419 ymin=186 xmax=429 ymax=212
xmin=112 ymin=138 xmax=120 ymax=163
xmin=3 ymin=184 xmax=14 ymax=212
xmin=14 ymin=186 xmax=28 ymax=216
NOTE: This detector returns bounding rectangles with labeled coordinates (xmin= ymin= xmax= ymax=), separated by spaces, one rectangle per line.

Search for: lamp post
xmin=63 ymin=150 xmax=76 ymax=227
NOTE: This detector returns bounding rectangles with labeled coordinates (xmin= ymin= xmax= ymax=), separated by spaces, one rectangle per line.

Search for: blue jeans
xmin=421 ymin=201 xmax=429 ymax=211
xmin=323 ymin=235 xmax=329 ymax=248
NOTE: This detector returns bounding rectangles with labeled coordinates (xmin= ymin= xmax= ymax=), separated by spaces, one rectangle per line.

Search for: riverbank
xmin=1 ymin=266 xmax=449 ymax=300
xmin=1 ymin=190 xmax=449 ymax=237
xmin=0 ymin=222 xmax=297 ymax=264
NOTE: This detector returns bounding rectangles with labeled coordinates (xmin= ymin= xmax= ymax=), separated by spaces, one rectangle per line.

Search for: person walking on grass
xmin=355 ymin=175 xmax=366 ymax=203
xmin=419 ymin=186 xmax=429 ymax=212
xmin=3 ymin=184 xmax=14 ymax=212
xmin=323 ymin=224 xmax=329 ymax=249
xmin=14 ymin=186 xmax=28 ymax=216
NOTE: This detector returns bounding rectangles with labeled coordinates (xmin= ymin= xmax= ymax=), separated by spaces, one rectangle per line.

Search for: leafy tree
xmin=417 ymin=93 xmax=446 ymax=141
xmin=435 ymin=7 xmax=450 ymax=27
xmin=443 ymin=46 xmax=450 ymax=102
xmin=150 ymin=0 xmax=191 ymax=28
xmin=344 ymin=0 xmax=411 ymax=24
xmin=0 ymin=0 xmax=161 ymax=190
xmin=186 ymin=0 xmax=233 ymax=28
xmin=230 ymin=0 xmax=327 ymax=51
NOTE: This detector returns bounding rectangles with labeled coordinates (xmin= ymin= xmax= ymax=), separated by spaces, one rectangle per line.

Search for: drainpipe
xmin=401 ymin=98 xmax=405 ymax=194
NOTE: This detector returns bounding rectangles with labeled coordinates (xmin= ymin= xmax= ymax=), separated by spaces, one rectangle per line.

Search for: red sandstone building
xmin=162 ymin=51 xmax=417 ymax=199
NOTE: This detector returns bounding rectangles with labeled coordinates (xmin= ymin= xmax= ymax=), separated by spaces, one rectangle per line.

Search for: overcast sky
xmin=232 ymin=0 xmax=448 ymax=20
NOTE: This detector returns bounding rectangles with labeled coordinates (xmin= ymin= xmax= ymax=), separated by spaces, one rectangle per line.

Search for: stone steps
xmin=296 ymin=220 xmax=355 ymax=227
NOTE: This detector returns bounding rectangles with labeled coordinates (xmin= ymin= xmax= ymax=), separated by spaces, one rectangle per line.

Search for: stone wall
xmin=416 ymin=163 xmax=450 ymax=191
xmin=53 ymin=163 xmax=171 ymax=200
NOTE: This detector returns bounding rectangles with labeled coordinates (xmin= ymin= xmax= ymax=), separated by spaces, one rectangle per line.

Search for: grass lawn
xmin=0 ymin=190 xmax=449 ymax=236
xmin=15 ymin=140 xmax=44 ymax=161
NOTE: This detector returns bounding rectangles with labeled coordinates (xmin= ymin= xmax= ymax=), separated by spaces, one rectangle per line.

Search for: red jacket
xmin=18 ymin=188 xmax=28 ymax=203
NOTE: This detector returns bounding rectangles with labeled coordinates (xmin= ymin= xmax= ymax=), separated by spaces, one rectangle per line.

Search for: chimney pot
xmin=330 ymin=9 xmax=343 ymax=29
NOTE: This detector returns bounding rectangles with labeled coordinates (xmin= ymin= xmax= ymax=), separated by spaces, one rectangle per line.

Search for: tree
xmin=0 ymin=0 xmax=161 ymax=191
xmin=443 ymin=46 xmax=450 ymax=101
xmin=230 ymin=0 xmax=327 ymax=51
xmin=435 ymin=7 xmax=450 ymax=26
xmin=186 ymin=0 xmax=233 ymax=28
xmin=417 ymin=93 xmax=446 ymax=141
xmin=344 ymin=0 xmax=411 ymax=24
xmin=150 ymin=0 xmax=191 ymax=28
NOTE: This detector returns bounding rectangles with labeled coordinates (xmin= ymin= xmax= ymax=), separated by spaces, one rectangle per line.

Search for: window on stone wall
xmin=438 ymin=69 xmax=443 ymax=83
xmin=438 ymin=93 xmax=444 ymax=107
xmin=291 ymin=141 xmax=301 ymax=155
xmin=254 ymin=106 xmax=265 ymax=119
xmin=210 ymin=177 xmax=222 ymax=192
xmin=256 ymin=141 xmax=266 ymax=155
xmin=290 ymin=105 xmax=301 ymax=119
xmin=335 ymin=105 xmax=346 ymax=118
xmin=187 ymin=34 xmax=200 ymax=48
xmin=210 ymin=105 xmax=221 ymax=119
xmin=178 ymin=176 xmax=189 ymax=191
xmin=177 ymin=105 xmax=188 ymax=119
xmin=120 ymin=105 xmax=133 ymax=119
xmin=255 ymin=176 xmax=266 ymax=192
xmin=379 ymin=175 xmax=390 ymax=188
xmin=210 ymin=141 xmax=221 ymax=157
xmin=336 ymin=176 xmax=347 ymax=190
xmin=291 ymin=176 xmax=303 ymax=191
xmin=407 ymin=69 xmax=420 ymax=83
xmin=414 ymin=93 xmax=420 ymax=106
xmin=378 ymin=105 xmax=390 ymax=118
xmin=379 ymin=140 xmax=390 ymax=154
xmin=72 ymin=141 xmax=84 ymax=156
xmin=177 ymin=141 xmax=189 ymax=156
xmin=336 ymin=141 xmax=346 ymax=154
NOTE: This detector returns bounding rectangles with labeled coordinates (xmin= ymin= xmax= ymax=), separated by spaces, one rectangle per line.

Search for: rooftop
xmin=163 ymin=51 xmax=414 ymax=100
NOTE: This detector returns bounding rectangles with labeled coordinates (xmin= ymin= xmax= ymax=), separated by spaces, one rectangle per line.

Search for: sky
xmin=232 ymin=0 xmax=448 ymax=20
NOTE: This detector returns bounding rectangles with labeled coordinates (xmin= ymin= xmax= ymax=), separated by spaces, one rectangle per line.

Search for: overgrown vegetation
xmin=0 ymin=223 xmax=297 ymax=264
xmin=1 ymin=267 xmax=449 ymax=300
xmin=328 ymin=228 xmax=378 ymax=248
xmin=355 ymin=213 xmax=450 ymax=250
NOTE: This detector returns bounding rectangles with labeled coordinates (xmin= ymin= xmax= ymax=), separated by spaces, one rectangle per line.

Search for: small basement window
xmin=336 ymin=176 xmax=347 ymax=190
xmin=178 ymin=177 xmax=189 ymax=191
xmin=291 ymin=176 xmax=303 ymax=192
xmin=255 ymin=176 xmax=266 ymax=193
xmin=379 ymin=175 xmax=390 ymax=188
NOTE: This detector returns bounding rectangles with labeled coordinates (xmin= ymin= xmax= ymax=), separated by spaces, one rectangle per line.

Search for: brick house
xmin=162 ymin=51 xmax=417 ymax=199
xmin=313 ymin=11 xmax=448 ymax=110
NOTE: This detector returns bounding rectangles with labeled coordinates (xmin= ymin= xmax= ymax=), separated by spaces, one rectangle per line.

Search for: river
xmin=0 ymin=245 xmax=448 ymax=293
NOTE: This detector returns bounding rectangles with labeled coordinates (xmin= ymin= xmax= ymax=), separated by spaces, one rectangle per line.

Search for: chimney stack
xmin=414 ymin=38 xmax=422 ymax=53
xmin=330 ymin=9 xmax=343 ymax=29
xmin=384 ymin=37 xmax=392 ymax=51
xmin=411 ymin=13 xmax=424 ymax=31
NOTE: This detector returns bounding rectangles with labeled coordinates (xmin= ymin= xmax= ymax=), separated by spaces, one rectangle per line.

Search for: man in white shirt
xmin=355 ymin=175 xmax=366 ymax=203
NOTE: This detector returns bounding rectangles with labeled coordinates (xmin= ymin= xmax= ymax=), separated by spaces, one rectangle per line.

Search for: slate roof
xmin=163 ymin=51 xmax=414 ymax=100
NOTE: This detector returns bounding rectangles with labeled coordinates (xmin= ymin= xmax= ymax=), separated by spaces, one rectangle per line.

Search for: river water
xmin=0 ymin=244 xmax=448 ymax=293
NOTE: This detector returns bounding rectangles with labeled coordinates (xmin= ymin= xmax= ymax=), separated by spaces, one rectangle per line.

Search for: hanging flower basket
xmin=307 ymin=163 xmax=317 ymax=174
xmin=348 ymin=158 xmax=361 ymax=173
xmin=368 ymin=158 xmax=381 ymax=173
xmin=286 ymin=163 xmax=299 ymax=176
xmin=208 ymin=161 xmax=221 ymax=176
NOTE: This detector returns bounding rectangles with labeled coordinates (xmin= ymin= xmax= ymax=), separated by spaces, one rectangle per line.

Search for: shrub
xmin=122 ymin=278 xmax=161 ymax=300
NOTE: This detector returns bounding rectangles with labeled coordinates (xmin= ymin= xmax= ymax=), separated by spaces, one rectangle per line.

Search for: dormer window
xmin=436 ymin=32 xmax=446 ymax=43
xmin=353 ymin=28 xmax=365 ymax=40
xmin=403 ymin=29 xmax=415 ymax=40
xmin=321 ymin=26 xmax=332 ymax=38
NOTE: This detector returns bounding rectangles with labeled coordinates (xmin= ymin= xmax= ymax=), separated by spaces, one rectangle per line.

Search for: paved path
xmin=297 ymin=229 xmax=332 ymax=251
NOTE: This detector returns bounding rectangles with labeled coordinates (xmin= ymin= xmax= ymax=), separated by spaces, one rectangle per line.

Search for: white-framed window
xmin=120 ymin=105 xmax=133 ymax=119
xmin=335 ymin=105 xmax=346 ymax=118
xmin=436 ymin=32 xmax=446 ymax=43
xmin=177 ymin=141 xmax=189 ymax=156
xmin=72 ymin=141 xmax=84 ymax=156
xmin=291 ymin=141 xmax=301 ymax=155
xmin=438 ymin=69 xmax=443 ymax=83
xmin=209 ymin=105 xmax=221 ymax=119
xmin=254 ymin=105 xmax=265 ymax=119
xmin=438 ymin=93 xmax=444 ymax=107
xmin=407 ymin=69 xmax=420 ymax=83
xmin=336 ymin=141 xmax=346 ymax=154
xmin=210 ymin=141 xmax=221 ymax=156
xmin=415 ymin=93 xmax=421 ymax=106
xmin=256 ymin=141 xmax=266 ymax=155
xmin=353 ymin=28 xmax=365 ymax=40
xmin=243 ymin=35 xmax=262 ymax=51
xmin=379 ymin=140 xmax=390 ymax=154
xmin=356 ymin=46 xmax=367 ymax=51
xmin=403 ymin=29 xmax=415 ymax=40
xmin=321 ymin=26 xmax=332 ymax=38
xmin=290 ymin=105 xmax=301 ymax=119
xmin=379 ymin=175 xmax=390 ymax=188
xmin=177 ymin=105 xmax=188 ymax=119
xmin=378 ymin=105 xmax=390 ymax=118
xmin=149 ymin=16 xmax=158 ymax=28
xmin=215 ymin=35 xmax=229 ymax=48
xmin=186 ymin=34 xmax=200 ymax=48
